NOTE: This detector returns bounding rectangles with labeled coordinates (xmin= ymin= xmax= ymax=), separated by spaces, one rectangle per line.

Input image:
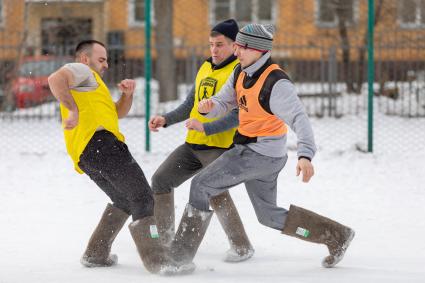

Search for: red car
xmin=12 ymin=56 xmax=71 ymax=108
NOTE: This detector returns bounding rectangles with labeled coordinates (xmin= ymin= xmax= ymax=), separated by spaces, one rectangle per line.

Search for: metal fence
xmin=1 ymin=0 xmax=425 ymax=156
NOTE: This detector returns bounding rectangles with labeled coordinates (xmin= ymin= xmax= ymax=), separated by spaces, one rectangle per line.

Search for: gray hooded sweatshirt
xmin=205 ymin=52 xmax=316 ymax=160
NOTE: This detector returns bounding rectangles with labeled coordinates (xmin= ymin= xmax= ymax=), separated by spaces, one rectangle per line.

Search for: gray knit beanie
xmin=235 ymin=23 xmax=275 ymax=51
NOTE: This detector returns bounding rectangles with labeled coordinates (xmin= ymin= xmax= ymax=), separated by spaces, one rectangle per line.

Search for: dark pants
xmin=151 ymin=143 xmax=227 ymax=194
xmin=78 ymin=130 xmax=153 ymax=221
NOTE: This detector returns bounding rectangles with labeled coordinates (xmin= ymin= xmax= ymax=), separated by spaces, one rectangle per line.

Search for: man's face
xmin=209 ymin=34 xmax=235 ymax=65
xmin=234 ymin=44 xmax=263 ymax=68
xmin=82 ymin=43 xmax=108 ymax=76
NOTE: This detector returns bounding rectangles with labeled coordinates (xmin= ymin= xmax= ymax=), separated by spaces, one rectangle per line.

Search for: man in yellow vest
xmin=170 ymin=23 xmax=355 ymax=269
xmin=48 ymin=40 xmax=192 ymax=275
xmin=148 ymin=19 xmax=254 ymax=262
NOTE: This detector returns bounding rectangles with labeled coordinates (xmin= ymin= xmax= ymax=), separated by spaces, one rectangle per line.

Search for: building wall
xmin=26 ymin=2 xmax=105 ymax=56
xmin=0 ymin=0 xmax=25 ymax=59
xmin=120 ymin=0 xmax=211 ymax=58
xmin=1 ymin=0 xmax=425 ymax=61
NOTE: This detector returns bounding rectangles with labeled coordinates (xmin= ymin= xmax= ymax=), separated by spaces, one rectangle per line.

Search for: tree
xmin=332 ymin=0 xmax=384 ymax=94
xmin=333 ymin=0 xmax=355 ymax=93
xmin=154 ymin=0 xmax=177 ymax=102
xmin=354 ymin=0 xmax=384 ymax=94
xmin=2 ymin=1 xmax=30 ymax=111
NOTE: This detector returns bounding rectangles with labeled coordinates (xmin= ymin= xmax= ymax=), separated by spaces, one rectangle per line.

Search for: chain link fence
xmin=1 ymin=0 xmax=424 ymax=157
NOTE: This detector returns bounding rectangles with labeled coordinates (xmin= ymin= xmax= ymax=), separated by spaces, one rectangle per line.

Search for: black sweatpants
xmin=78 ymin=130 xmax=153 ymax=221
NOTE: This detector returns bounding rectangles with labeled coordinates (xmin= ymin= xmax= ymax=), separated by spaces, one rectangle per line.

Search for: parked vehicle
xmin=0 ymin=87 xmax=4 ymax=108
xmin=12 ymin=56 xmax=71 ymax=108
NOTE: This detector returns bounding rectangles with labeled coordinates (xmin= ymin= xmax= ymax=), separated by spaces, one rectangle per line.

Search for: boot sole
xmin=160 ymin=262 xmax=196 ymax=276
xmin=224 ymin=248 xmax=255 ymax=263
xmin=322 ymin=229 xmax=355 ymax=268
xmin=80 ymin=254 xmax=118 ymax=268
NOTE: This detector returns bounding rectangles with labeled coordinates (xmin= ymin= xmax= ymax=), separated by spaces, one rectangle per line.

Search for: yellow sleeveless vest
xmin=60 ymin=70 xmax=125 ymax=173
xmin=185 ymin=59 xmax=238 ymax=148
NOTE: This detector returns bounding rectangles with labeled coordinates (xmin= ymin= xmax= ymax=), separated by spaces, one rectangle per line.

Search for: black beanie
xmin=211 ymin=19 xmax=239 ymax=41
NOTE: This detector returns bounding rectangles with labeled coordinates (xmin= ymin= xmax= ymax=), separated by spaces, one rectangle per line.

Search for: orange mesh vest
xmin=236 ymin=64 xmax=288 ymax=137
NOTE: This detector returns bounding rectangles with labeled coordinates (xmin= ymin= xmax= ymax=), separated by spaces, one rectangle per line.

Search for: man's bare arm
xmin=48 ymin=68 xmax=77 ymax=110
xmin=115 ymin=79 xmax=136 ymax=118
xmin=48 ymin=68 xmax=79 ymax=129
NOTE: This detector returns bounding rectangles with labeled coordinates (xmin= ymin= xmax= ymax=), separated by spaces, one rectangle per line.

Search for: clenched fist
xmin=185 ymin=118 xmax=204 ymax=132
xmin=148 ymin=115 xmax=166 ymax=132
xmin=118 ymin=79 xmax=136 ymax=96
xmin=198 ymin=99 xmax=215 ymax=114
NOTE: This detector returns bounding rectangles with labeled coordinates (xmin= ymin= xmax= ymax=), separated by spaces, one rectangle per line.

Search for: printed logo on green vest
xmin=296 ymin=227 xmax=310 ymax=238
xmin=197 ymin=77 xmax=218 ymax=101
xmin=150 ymin=225 xmax=159 ymax=239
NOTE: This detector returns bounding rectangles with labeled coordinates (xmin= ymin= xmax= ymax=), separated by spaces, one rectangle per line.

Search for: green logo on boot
xmin=296 ymin=227 xmax=310 ymax=238
xmin=150 ymin=225 xmax=159 ymax=239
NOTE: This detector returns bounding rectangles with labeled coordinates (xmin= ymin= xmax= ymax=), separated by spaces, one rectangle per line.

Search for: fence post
xmin=367 ymin=0 xmax=375 ymax=152
xmin=144 ymin=0 xmax=152 ymax=152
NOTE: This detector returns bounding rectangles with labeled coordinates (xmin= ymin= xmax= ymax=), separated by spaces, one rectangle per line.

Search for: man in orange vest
xmin=169 ymin=24 xmax=355 ymax=269
xmin=48 ymin=40 xmax=191 ymax=275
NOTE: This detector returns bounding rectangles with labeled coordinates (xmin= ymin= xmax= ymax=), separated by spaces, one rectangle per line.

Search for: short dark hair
xmin=210 ymin=30 xmax=223 ymax=37
xmin=209 ymin=30 xmax=234 ymax=43
xmin=75 ymin=40 xmax=105 ymax=57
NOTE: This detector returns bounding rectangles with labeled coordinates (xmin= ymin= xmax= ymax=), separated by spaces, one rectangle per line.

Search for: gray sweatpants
xmin=151 ymin=143 xmax=227 ymax=194
xmin=189 ymin=144 xmax=289 ymax=230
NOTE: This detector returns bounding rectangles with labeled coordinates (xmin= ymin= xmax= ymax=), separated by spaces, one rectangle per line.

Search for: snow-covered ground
xmin=1 ymin=114 xmax=425 ymax=283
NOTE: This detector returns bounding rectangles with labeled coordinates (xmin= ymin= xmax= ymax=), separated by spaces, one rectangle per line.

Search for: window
xmin=399 ymin=0 xmax=425 ymax=28
xmin=214 ymin=0 xmax=230 ymax=22
xmin=316 ymin=0 xmax=357 ymax=28
xmin=129 ymin=0 xmax=155 ymax=27
xmin=210 ymin=0 xmax=275 ymax=26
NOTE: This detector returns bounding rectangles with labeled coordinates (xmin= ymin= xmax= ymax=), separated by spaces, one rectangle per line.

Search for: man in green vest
xmin=149 ymin=19 xmax=254 ymax=262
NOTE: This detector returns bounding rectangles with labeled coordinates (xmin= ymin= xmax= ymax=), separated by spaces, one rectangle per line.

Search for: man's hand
xmin=186 ymin=118 xmax=205 ymax=132
xmin=296 ymin=158 xmax=314 ymax=183
xmin=198 ymin=99 xmax=215 ymax=114
xmin=63 ymin=109 xmax=79 ymax=130
xmin=118 ymin=79 xmax=136 ymax=96
xmin=149 ymin=115 xmax=166 ymax=132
